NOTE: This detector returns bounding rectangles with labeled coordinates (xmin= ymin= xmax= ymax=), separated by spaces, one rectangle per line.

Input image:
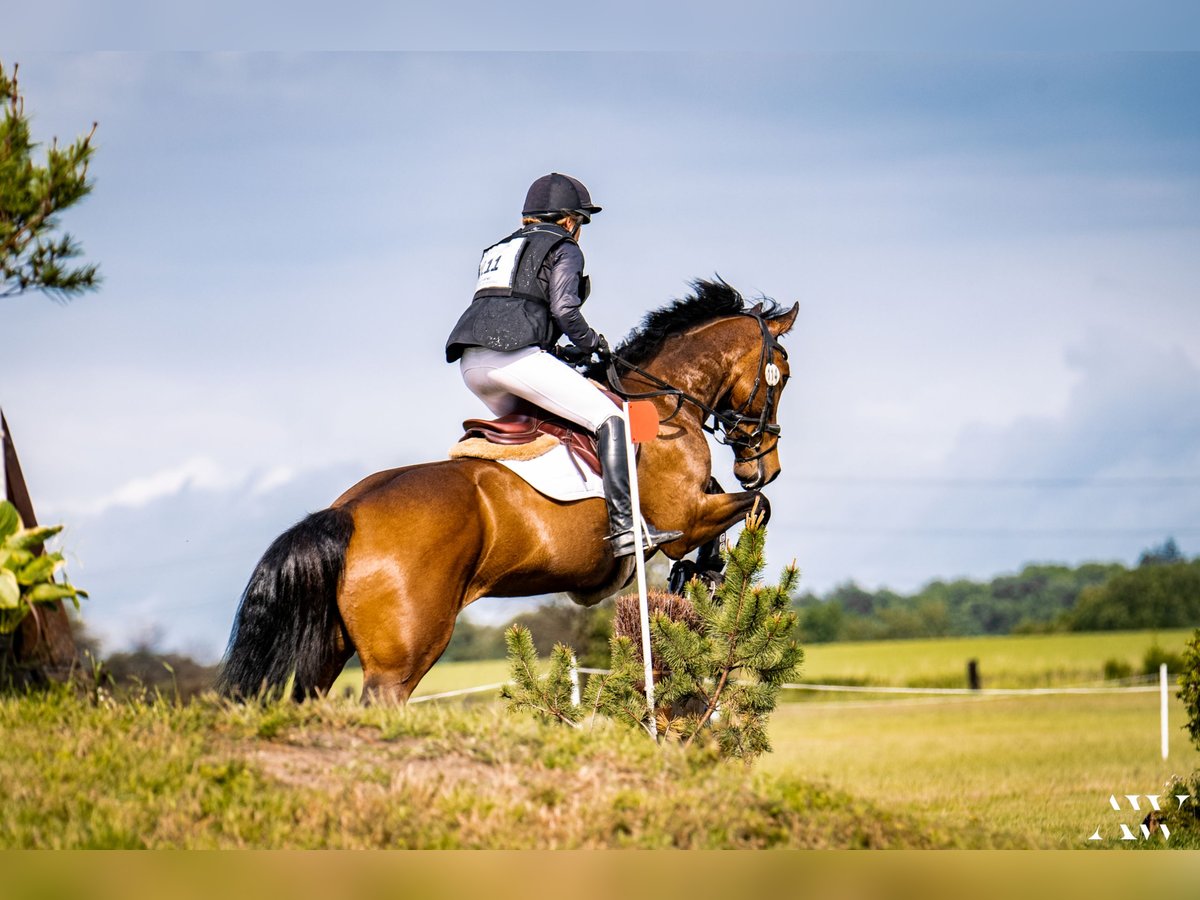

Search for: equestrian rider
xmin=446 ymin=173 xmax=683 ymax=558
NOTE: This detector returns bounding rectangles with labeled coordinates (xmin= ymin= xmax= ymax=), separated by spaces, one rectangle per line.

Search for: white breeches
xmin=459 ymin=346 xmax=618 ymax=433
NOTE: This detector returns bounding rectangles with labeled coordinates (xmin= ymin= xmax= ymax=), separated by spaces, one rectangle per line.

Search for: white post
xmin=569 ymin=654 xmax=581 ymax=707
xmin=624 ymin=402 xmax=657 ymax=739
xmin=1161 ymin=663 xmax=1169 ymax=761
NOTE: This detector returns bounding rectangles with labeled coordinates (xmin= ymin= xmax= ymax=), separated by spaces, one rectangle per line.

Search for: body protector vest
xmin=446 ymin=224 xmax=582 ymax=362
xmin=473 ymin=223 xmax=568 ymax=303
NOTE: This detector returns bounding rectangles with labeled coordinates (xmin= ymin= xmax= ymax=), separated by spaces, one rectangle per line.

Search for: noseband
xmin=605 ymin=309 xmax=788 ymax=464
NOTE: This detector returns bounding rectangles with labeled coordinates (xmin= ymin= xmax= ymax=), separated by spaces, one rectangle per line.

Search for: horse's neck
xmin=643 ymin=323 xmax=742 ymax=415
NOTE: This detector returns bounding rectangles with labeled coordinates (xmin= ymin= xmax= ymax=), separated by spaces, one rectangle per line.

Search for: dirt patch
xmin=249 ymin=737 xmax=511 ymax=795
xmin=241 ymin=726 xmax=623 ymax=804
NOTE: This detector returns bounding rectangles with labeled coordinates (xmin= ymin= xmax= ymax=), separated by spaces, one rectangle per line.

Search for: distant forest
xmin=793 ymin=538 xmax=1200 ymax=643
xmin=443 ymin=538 xmax=1200 ymax=660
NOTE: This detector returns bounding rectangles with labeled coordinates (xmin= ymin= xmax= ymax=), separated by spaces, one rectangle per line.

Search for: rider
xmin=446 ymin=172 xmax=683 ymax=558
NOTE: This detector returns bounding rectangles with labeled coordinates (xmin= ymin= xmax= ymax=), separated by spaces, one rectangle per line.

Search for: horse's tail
xmin=216 ymin=506 xmax=355 ymax=700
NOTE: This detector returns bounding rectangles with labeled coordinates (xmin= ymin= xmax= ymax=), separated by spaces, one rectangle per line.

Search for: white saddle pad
xmin=494 ymin=441 xmax=605 ymax=502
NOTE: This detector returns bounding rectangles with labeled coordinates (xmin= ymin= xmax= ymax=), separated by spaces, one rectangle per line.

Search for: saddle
xmin=460 ymin=413 xmax=602 ymax=475
xmin=454 ymin=388 xmax=623 ymax=477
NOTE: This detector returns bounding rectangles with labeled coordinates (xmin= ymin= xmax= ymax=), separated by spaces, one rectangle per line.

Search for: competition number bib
xmin=475 ymin=237 xmax=526 ymax=292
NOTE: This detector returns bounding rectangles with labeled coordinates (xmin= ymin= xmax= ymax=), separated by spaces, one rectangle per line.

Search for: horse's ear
xmin=768 ymin=302 xmax=800 ymax=336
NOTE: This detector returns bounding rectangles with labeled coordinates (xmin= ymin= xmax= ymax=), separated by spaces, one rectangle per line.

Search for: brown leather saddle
xmin=460 ymin=389 xmax=623 ymax=478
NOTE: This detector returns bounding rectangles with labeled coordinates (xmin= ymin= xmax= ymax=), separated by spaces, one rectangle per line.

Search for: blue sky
xmin=2 ymin=51 xmax=1198 ymax=658
xmin=6 ymin=4 xmax=1199 ymax=51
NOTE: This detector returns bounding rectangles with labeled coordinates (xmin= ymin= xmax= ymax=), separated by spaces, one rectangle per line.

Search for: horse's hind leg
xmin=333 ymin=462 xmax=489 ymax=705
xmin=359 ymin=616 xmax=456 ymax=705
xmin=339 ymin=554 xmax=465 ymax=706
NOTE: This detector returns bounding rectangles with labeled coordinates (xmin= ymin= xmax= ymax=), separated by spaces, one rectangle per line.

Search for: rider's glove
xmin=555 ymin=343 xmax=593 ymax=365
xmin=594 ymin=334 xmax=612 ymax=363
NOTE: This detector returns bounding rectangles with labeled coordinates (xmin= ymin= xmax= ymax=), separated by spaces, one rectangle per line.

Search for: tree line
xmin=794 ymin=538 xmax=1199 ymax=643
xmin=442 ymin=538 xmax=1199 ymax=659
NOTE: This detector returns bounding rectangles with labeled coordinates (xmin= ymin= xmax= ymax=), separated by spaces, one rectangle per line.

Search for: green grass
xmin=0 ymin=689 xmax=943 ymax=849
xmin=322 ymin=629 xmax=1200 ymax=848
xmin=761 ymin=691 xmax=1200 ymax=848
xmin=796 ymin=629 xmax=1195 ymax=688
xmin=6 ymin=628 xmax=1196 ymax=848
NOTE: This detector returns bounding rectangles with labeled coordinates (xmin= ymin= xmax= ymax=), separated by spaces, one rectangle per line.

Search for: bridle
xmin=604 ymin=308 xmax=788 ymax=464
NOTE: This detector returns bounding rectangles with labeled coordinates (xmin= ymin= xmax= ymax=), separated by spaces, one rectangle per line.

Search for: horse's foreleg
xmin=673 ymin=489 xmax=765 ymax=555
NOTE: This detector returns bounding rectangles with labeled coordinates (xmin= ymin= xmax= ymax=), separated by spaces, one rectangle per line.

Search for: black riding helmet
xmin=523 ymin=173 xmax=602 ymax=224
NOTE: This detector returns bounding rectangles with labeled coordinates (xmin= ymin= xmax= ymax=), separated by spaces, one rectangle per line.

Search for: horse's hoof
xmin=697 ymin=568 xmax=725 ymax=592
xmin=668 ymin=560 xmax=698 ymax=595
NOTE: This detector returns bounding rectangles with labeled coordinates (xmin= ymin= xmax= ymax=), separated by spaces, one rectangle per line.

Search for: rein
xmin=603 ymin=309 xmax=788 ymax=463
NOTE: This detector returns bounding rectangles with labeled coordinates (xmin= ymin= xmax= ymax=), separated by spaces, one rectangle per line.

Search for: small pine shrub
xmin=503 ymin=508 xmax=803 ymax=761
xmin=500 ymin=628 xmax=586 ymax=728
xmin=1158 ymin=771 xmax=1200 ymax=847
xmin=1179 ymin=629 xmax=1200 ymax=752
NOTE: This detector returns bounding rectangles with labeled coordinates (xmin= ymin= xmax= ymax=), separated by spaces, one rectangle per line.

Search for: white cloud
xmin=60 ymin=460 xmax=362 ymax=661
xmin=251 ymin=465 xmax=297 ymax=496
xmin=62 ymin=457 xmax=237 ymax=517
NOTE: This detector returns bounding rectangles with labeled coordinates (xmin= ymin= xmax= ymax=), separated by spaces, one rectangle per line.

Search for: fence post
xmin=1161 ymin=663 xmax=1169 ymax=760
xmin=623 ymin=402 xmax=657 ymax=739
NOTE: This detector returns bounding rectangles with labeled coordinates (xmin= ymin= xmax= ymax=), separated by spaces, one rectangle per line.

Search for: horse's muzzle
xmin=737 ymin=459 xmax=781 ymax=491
xmin=738 ymin=472 xmax=763 ymax=490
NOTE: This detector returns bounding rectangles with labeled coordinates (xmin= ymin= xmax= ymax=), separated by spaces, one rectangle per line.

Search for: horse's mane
xmin=593 ymin=278 xmax=785 ymax=374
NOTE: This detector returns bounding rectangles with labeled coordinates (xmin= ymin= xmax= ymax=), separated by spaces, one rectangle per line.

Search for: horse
xmin=217 ymin=280 xmax=798 ymax=704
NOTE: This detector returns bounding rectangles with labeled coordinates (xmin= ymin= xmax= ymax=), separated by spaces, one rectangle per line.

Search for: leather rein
xmin=603 ymin=310 xmax=788 ymax=463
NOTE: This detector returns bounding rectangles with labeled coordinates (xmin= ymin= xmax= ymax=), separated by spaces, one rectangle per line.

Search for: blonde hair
xmin=522 ymin=214 xmax=579 ymax=231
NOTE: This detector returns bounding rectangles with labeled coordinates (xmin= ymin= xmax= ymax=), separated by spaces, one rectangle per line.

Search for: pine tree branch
xmin=584 ymin=671 xmax=614 ymax=729
xmin=1 ymin=61 xmax=99 ymax=301
xmin=687 ymin=548 xmax=758 ymax=745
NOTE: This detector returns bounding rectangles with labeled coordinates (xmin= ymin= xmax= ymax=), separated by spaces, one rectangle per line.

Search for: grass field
xmin=0 ymin=692 xmax=940 ymax=849
xmin=327 ymin=628 xmax=1200 ymax=847
xmin=4 ymin=628 xmax=1194 ymax=848
xmin=331 ymin=628 xmax=1197 ymax=698
xmin=331 ymin=659 xmax=510 ymax=700
xmin=790 ymin=629 xmax=1196 ymax=689
xmin=762 ymin=692 xmax=1200 ymax=847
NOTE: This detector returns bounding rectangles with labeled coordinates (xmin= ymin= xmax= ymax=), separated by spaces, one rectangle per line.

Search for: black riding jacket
xmin=445 ymin=224 xmax=600 ymax=363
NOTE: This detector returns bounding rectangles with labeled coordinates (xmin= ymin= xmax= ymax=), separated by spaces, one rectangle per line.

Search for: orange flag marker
xmin=628 ymin=400 xmax=659 ymax=443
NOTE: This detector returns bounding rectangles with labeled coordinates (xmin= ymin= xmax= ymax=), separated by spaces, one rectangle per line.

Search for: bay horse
xmin=217 ymin=280 xmax=798 ymax=703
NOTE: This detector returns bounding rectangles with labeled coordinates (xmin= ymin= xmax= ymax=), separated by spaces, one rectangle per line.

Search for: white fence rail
xmin=408 ymin=666 xmax=1176 ymax=757
xmin=410 ymin=671 xmax=1166 ymax=698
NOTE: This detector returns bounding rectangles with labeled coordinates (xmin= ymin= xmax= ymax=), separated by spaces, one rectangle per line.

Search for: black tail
xmin=217 ymin=507 xmax=355 ymax=700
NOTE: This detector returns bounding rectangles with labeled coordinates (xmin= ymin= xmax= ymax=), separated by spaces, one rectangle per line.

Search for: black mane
xmin=599 ymin=278 xmax=785 ymax=372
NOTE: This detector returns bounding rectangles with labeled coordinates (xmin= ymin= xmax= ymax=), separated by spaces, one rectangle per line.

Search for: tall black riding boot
xmin=596 ymin=415 xmax=683 ymax=558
